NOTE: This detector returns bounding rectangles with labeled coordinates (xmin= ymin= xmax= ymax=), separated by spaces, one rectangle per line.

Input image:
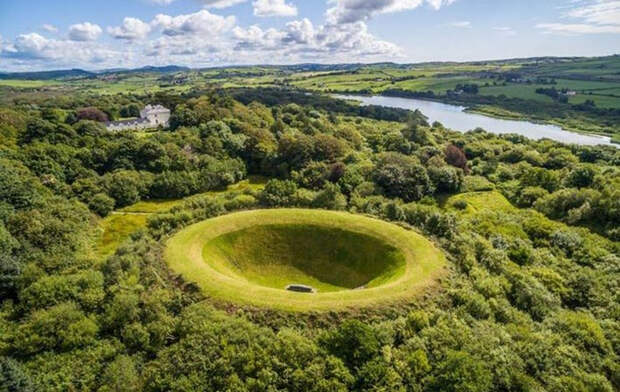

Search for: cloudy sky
xmin=0 ymin=0 xmax=619 ymax=71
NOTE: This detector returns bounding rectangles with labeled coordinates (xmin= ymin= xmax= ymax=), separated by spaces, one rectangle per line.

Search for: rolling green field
xmin=165 ymin=209 xmax=446 ymax=311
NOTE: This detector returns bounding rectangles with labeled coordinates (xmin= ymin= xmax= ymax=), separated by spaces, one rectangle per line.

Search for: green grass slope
xmin=204 ymin=224 xmax=406 ymax=292
xmin=165 ymin=209 xmax=446 ymax=311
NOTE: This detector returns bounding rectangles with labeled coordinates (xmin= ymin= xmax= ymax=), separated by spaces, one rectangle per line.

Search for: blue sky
xmin=0 ymin=0 xmax=619 ymax=71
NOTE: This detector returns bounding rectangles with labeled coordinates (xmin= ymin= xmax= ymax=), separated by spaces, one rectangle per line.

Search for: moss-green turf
xmin=165 ymin=209 xmax=446 ymax=311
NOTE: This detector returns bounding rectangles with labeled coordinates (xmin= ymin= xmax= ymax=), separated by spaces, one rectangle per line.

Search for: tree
xmin=76 ymin=107 xmax=109 ymax=122
xmin=98 ymin=355 xmax=141 ymax=392
xmin=445 ymin=144 xmax=469 ymax=173
xmin=119 ymin=103 xmax=141 ymax=118
xmin=373 ymin=153 xmax=434 ymax=202
xmin=259 ymin=179 xmax=298 ymax=207
xmin=321 ymin=320 xmax=381 ymax=370
xmin=88 ymin=193 xmax=115 ymax=217
xmin=12 ymin=302 xmax=99 ymax=355
xmin=102 ymin=170 xmax=150 ymax=207
xmin=428 ymin=166 xmax=463 ymax=193
xmin=427 ymin=351 xmax=492 ymax=392
xmin=312 ymin=183 xmax=347 ymax=210
xmin=565 ymin=165 xmax=597 ymax=188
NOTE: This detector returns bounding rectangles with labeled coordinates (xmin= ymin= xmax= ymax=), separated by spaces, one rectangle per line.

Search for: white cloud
xmin=493 ymin=26 xmax=516 ymax=36
xmin=1 ymin=32 xmax=116 ymax=65
xmin=232 ymin=17 xmax=401 ymax=62
xmin=449 ymin=21 xmax=470 ymax=28
xmin=108 ymin=17 xmax=152 ymax=40
xmin=253 ymin=0 xmax=298 ymax=17
xmin=68 ymin=22 xmax=103 ymax=41
xmin=42 ymin=24 xmax=58 ymax=33
xmin=567 ymin=0 xmax=620 ymax=25
xmin=426 ymin=0 xmax=456 ymax=10
xmin=152 ymin=10 xmax=236 ymax=36
xmin=201 ymin=0 xmax=248 ymax=8
xmin=537 ymin=0 xmax=620 ymax=35
xmin=326 ymin=0 xmax=457 ymax=24
xmin=233 ymin=25 xmax=286 ymax=49
xmin=1 ymin=1 xmax=408 ymax=70
xmin=283 ymin=18 xmax=315 ymax=44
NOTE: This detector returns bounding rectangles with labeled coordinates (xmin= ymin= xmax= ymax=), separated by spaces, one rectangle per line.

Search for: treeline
xmin=229 ymin=87 xmax=429 ymax=124
xmin=535 ymin=87 xmax=570 ymax=103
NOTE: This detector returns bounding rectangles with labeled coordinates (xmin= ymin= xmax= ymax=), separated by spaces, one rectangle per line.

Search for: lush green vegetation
xmin=0 ymin=81 xmax=618 ymax=391
xmin=166 ymin=209 xmax=443 ymax=310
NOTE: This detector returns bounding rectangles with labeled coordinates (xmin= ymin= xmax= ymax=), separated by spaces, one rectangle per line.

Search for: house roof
xmin=105 ymin=118 xmax=149 ymax=127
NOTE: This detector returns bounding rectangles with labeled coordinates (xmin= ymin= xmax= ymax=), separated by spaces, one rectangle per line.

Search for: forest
xmin=0 ymin=83 xmax=619 ymax=392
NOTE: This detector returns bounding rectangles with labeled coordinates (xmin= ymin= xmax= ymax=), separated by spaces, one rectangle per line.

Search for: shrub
xmin=445 ymin=145 xmax=469 ymax=173
xmin=517 ymin=186 xmax=549 ymax=207
xmin=321 ymin=320 xmax=381 ymax=370
xmin=453 ymin=200 xmax=468 ymax=210
xmin=312 ymin=183 xmax=347 ymax=210
xmin=88 ymin=193 xmax=115 ymax=217
xmin=259 ymin=179 xmax=298 ymax=207
xmin=427 ymin=351 xmax=492 ymax=392
xmin=76 ymin=107 xmax=108 ymax=122
xmin=373 ymin=153 xmax=434 ymax=202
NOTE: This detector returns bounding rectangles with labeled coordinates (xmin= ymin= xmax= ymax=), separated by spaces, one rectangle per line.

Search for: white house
xmin=106 ymin=104 xmax=171 ymax=131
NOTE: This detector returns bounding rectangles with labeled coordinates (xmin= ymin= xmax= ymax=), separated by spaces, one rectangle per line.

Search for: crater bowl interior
xmin=165 ymin=209 xmax=446 ymax=311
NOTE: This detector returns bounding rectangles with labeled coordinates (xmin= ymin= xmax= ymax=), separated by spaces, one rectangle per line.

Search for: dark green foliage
xmin=428 ymin=165 xmax=463 ymax=193
xmin=11 ymin=302 xmax=98 ymax=356
xmin=373 ymin=153 xmax=434 ymax=202
xmin=0 ymin=87 xmax=617 ymax=391
xmin=89 ymin=193 xmax=115 ymax=217
xmin=260 ymin=179 xmax=298 ymax=207
xmin=120 ymin=104 xmax=141 ymax=118
xmin=427 ymin=351 xmax=492 ymax=392
xmin=142 ymin=306 xmax=353 ymax=391
xmin=103 ymin=170 xmax=151 ymax=207
xmin=0 ymin=357 xmax=33 ymax=392
xmin=321 ymin=320 xmax=381 ymax=370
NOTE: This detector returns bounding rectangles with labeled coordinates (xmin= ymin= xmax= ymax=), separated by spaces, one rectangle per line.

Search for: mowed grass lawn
xmin=165 ymin=209 xmax=446 ymax=312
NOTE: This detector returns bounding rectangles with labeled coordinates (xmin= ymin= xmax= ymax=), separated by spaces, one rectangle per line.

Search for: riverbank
xmin=466 ymin=104 xmax=618 ymax=143
xmin=334 ymin=94 xmax=616 ymax=147
xmin=331 ymin=90 xmax=618 ymax=145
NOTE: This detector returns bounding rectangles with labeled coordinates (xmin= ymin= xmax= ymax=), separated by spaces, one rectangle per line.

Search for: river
xmin=334 ymin=94 xmax=615 ymax=147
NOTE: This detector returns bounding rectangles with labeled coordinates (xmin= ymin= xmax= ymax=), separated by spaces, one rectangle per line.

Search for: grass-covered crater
xmin=165 ymin=209 xmax=446 ymax=311
xmin=205 ymin=224 xmax=406 ymax=292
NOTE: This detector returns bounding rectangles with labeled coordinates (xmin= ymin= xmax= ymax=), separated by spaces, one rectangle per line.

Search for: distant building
xmin=106 ymin=104 xmax=170 ymax=131
xmin=564 ymin=90 xmax=577 ymax=96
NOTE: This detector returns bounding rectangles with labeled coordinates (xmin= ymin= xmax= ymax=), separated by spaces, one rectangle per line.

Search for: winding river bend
xmin=335 ymin=94 xmax=615 ymax=147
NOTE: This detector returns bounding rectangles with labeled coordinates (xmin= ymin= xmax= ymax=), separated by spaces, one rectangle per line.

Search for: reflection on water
xmin=335 ymin=94 xmax=615 ymax=147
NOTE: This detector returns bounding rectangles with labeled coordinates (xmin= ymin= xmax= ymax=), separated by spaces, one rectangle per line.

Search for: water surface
xmin=335 ymin=94 xmax=615 ymax=147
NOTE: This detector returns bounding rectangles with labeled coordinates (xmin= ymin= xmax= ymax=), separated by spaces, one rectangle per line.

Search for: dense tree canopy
xmin=0 ymin=87 xmax=617 ymax=391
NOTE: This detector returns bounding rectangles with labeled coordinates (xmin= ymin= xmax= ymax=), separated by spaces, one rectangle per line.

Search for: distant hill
xmin=0 ymin=68 xmax=95 ymax=80
xmin=0 ymin=65 xmax=191 ymax=80
xmin=102 ymin=65 xmax=191 ymax=75
xmin=1 ymin=56 xmax=617 ymax=81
